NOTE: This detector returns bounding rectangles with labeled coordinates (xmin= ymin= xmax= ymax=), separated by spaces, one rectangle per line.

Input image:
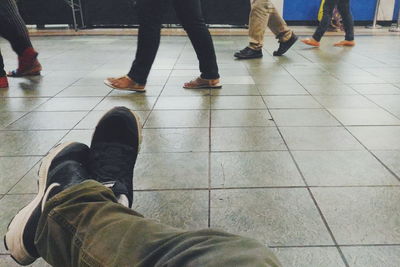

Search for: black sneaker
xmin=273 ymin=33 xmax=298 ymax=56
xmin=89 ymin=107 xmax=141 ymax=208
xmin=4 ymin=142 xmax=90 ymax=265
xmin=234 ymin=47 xmax=263 ymax=59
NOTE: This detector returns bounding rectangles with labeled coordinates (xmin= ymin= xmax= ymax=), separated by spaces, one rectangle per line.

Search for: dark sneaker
xmin=234 ymin=47 xmax=263 ymax=59
xmin=273 ymin=33 xmax=298 ymax=56
xmin=4 ymin=142 xmax=90 ymax=265
xmin=89 ymin=106 xmax=142 ymax=208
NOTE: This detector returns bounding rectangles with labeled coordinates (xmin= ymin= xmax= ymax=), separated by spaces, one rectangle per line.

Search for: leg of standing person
xmin=0 ymin=0 xmax=42 ymax=77
xmin=5 ymin=107 xmax=281 ymax=267
xmin=301 ymin=0 xmax=337 ymax=47
xmin=234 ymin=0 xmax=297 ymax=59
xmin=104 ymin=0 xmax=167 ymax=92
xmin=173 ymin=0 xmax=222 ymax=89
xmin=0 ymin=51 xmax=9 ymax=88
xmin=334 ymin=0 xmax=355 ymax=46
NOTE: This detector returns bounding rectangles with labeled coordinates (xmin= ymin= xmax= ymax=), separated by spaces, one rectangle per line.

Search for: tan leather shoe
xmin=301 ymin=38 xmax=320 ymax=47
xmin=334 ymin=40 xmax=356 ymax=47
xmin=183 ymin=77 xmax=222 ymax=89
xmin=104 ymin=76 xmax=146 ymax=92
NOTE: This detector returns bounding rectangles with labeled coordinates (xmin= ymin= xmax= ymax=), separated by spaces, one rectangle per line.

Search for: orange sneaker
xmin=104 ymin=76 xmax=146 ymax=92
xmin=334 ymin=40 xmax=355 ymax=47
xmin=183 ymin=77 xmax=222 ymax=89
xmin=301 ymin=38 xmax=320 ymax=47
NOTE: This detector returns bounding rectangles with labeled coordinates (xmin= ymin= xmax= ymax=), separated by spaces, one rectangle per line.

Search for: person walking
xmin=5 ymin=107 xmax=281 ymax=267
xmin=234 ymin=0 xmax=298 ymax=59
xmin=302 ymin=0 xmax=355 ymax=47
xmin=0 ymin=0 xmax=42 ymax=89
xmin=104 ymin=0 xmax=221 ymax=92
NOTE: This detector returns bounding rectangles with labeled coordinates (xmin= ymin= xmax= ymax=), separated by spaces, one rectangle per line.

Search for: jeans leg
xmin=248 ymin=0 xmax=270 ymax=49
xmin=173 ymin=0 xmax=219 ymax=80
xmin=337 ymin=0 xmax=354 ymax=41
xmin=312 ymin=0 xmax=337 ymax=42
xmin=35 ymin=181 xmax=281 ymax=267
xmin=0 ymin=51 xmax=6 ymax=76
xmin=127 ymin=0 xmax=166 ymax=84
xmin=0 ymin=0 xmax=33 ymax=55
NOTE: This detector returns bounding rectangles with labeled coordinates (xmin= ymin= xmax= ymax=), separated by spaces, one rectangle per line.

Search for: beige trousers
xmin=248 ymin=0 xmax=292 ymax=49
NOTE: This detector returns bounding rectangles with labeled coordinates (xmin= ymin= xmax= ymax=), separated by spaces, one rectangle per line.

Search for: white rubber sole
xmin=4 ymin=142 xmax=75 ymax=265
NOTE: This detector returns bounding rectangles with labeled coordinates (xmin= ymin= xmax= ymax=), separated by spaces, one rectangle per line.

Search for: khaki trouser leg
xmin=248 ymin=0 xmax=292 ymax=49
xmin=35 ymin=180 xmax=281 ymax=267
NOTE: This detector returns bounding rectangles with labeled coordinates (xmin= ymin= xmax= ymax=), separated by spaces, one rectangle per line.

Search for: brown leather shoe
xmin=334 ymin=40 xmax=356 ymax=47
xmin=301 ymin=38 xmax=320 ymax=47
xmin=104 ymin=76 xmax=146 ymax=92
xmin=183 ymin=77 xmax=222 ymax=89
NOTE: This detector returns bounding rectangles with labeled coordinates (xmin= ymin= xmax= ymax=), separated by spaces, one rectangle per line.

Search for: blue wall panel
xmin=394 ymin=0 xmax=400 ymax=20
xmin=283 ymin=0 xmax=378 ymax=21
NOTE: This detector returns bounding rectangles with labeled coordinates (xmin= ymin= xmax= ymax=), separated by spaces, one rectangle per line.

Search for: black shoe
xmin=234 ymin=47 xmax=263 ymax=59
xmin=273 ymin=33 xmax=298 ymax=56
xmin=4 ymin=142 xmax=90 ymax=265
xmin=89 ymin=107 xmax=141 ymax=208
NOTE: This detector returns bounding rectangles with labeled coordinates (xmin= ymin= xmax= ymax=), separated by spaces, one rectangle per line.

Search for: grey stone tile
xmin=329 ymin=108 xmax=400 ymax=126
xmin=7 ymin=112 xmax=87 ymax=130
xmin=0 ymin=112 xmax=26 ymax=128
xmin=272 ymin=247 xmax=345 ymax=267
xmin=133 ymin=190 xmax=208 ymax=229
xmin=0 ymin=98 xmax=49 ymax=112
xmin=0 ymin=195 xmax=35 ymax=253
xmin=366 ymin=95 xmax=400 ymax=117
xmin=75 ymin=110 xmax=149 ymax=129
xmin=135 ymin=152 xmax=208 ymax=190
xmin=9 ymin=162 xmax=41 ymax=194
xmin=0 ymin=130 xmax=66 ymax=156
xmin=60 ymin=130 xmax=93 ymax=146
xmin=304 ymin=85 xmax=358 ymax=96
xmin=211 ymin=96 xmax=266 ymax=109
xmin=312 ymin=187 xmax=400 ymax=244
xmin=373 ymin=150 xmax=400 ymax=178
xmin=314 ymin=96 xmax=378 ymax=109
xmin=145 ymin=110 xmax=209 ymax=128
xmin=342 ymin=246 xmax=400 ymax=267
xmin=211 ymin=109 xmax=274 ymax=127
xmin=161 ymin=86 xmax=210 ymax=97
xmin=293 ymin=151 xmax=399 ymax=186
xmin=210 ymin=189 xmax=333 ymax=246
xmin=258 ymin=83 xmax=309 ymax=96
xmin=154 ymin=96 xmax=210 ymax=110
xmin=348 ymin=126 xmax=400 ymax=150
xmin=35 ymin=97 xmax=102 ymax=111
xmin=141 ymin=128 xmax=209 ymax=152
xmin=263 ymin=96 xmax=322 ymax=109
xmin=210 ymin=84 xmax=260 ymax=96
xmin=211 ymin=151 xmax=304 ymax=187
xmin=339 ymin=75 xmax=387 ymax=84
xmin=0 ymin=157 xmax=40 ymax=194
xmin=220 ymin=75 xmax=255 ymax=85
xmin=94 ymin=96 xmax=157 ymax=111
xmin=350 ymin=84 xmax=400 ymax=95
xmin=271 ymin=109 xmax=340 ymax=126
xmin=211 ymin=127 xmax=286 ymax=152
xmin=110 ymin=86 xmax=164 ymax=97
xmin=280 ymin=127 xmax=363 ymax=151
xmin=56 ymin=85 xmax=112 ymax=97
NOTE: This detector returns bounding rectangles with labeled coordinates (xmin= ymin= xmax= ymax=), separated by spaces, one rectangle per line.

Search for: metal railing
xmin=366 ymin=0 xmax=382 ymax=29
xmin=389 ymin=4 xmax=400 ymax=32
xmin=64 ymin=0 xmax=85 ymax=31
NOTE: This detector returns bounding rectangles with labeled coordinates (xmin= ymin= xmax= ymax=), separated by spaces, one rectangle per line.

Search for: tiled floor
xmin=1 ymin=33 xmax=400 ymax=266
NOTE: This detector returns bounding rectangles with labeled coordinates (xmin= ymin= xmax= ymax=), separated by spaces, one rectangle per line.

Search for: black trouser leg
xmin=312 ymin=0 xmax=337 ymax=42
xmin=337 ymin=0 xmax=354 ymax=41
xmin=127 ymin=0 xmax=167 ymax=84
xmin=0 ymin=0 xmax=32 ymax=56
xmin=0 ymin=51 xmax=6 ymax=76
xmin=173 ymin=0 xmax=219 ymax=79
